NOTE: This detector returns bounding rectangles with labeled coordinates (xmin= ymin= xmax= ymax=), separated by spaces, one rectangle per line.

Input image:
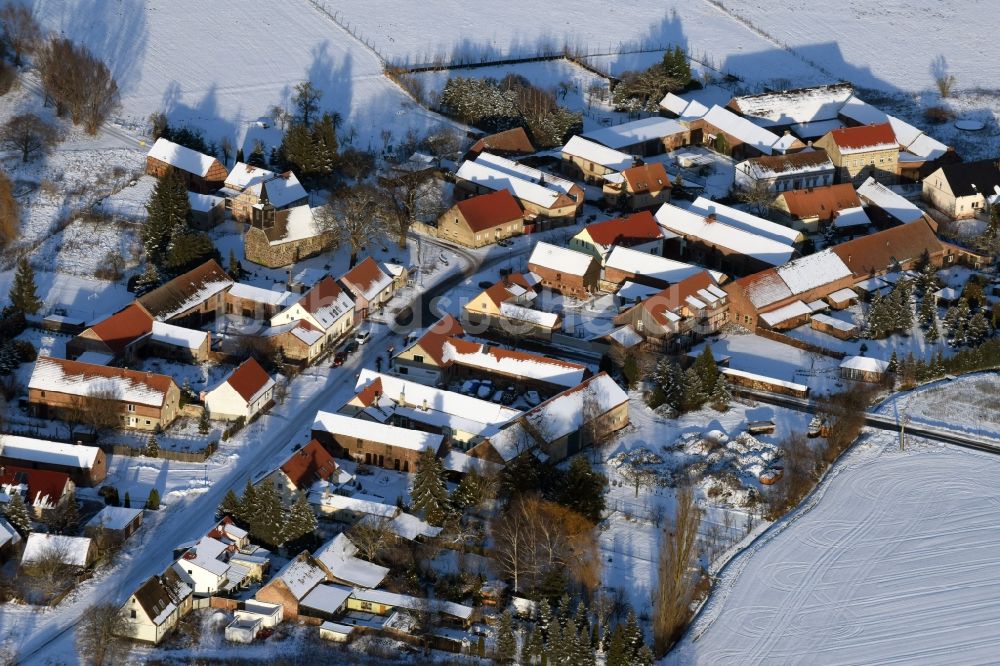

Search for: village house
xmin=314 ymin=533 xmax=390 ymax=589
xmin=773 ymin=183 xmax=868 ymax=233
xmin=527 ymin=241 xmax=600 ymax=298
xmin=840 ymin=355 xmax=890 ymax=383
xmin=145 ymin=138 xmax=228 ymax=193
xmin=21 ymin=533 xmax=96 ymax=571
xmin=838 ymin=94 xmax=956 ymax=182
xmin=202 ymin=357 xmax=275 ymax=422
xmin=0 ymin=435 xmax=106 ymax=486
xmin=582 ymin=116 xmax=689 ymax=156
xmin=119 ymin=569 xmax=194 ymax=644
xmin=225 ymin=282 xmax=297 ymax=320
xmin=454 ymin=152 xmax=584 ymax=225
xmin=856 ymin=176 xmax=927 ymax=227
xmin=261 ymin=439 xmax=346 ymax=504
xmin=726 ymin=220 xmax=945 ymax=331
xmin=685 ymin=197 xmax=805 ymax=246
xmin=221 ymin=162 xmax=308 ymax=222
xmin=437 ymin=189 xmax=524 ymax=248
xmin=613 ymin=271 xmax=729 ymax=353
xmin=342 ymin=369 xmax=521 ymax=450
xmin=735 ymin=149 xmax=836 ymax=193
xmin=269 ymin=275 xmax=356 ymax=355
xmin=659 ymin=92 xmax=710 ymax=121
xmin=560 ymin=135 xmax=635 ymax=184
xmin=244 ymin=202 xmax=336 ymax=268
xmin=688 ymin=105 xmax=786 ymax=160
xmin=726 ymin=82 xmax=854 ymax=137
xmin=386 ymin=314 xmax=466 ymax=385
xmin=601 ymin=246 xmax=721 ymax=293
xmin=66 ymin=302 xmax=211 ymax=364
xmin=187 ymin=191 xmax=226 ymax=229
xmin=601 ymin=162 xmax=672 ymax=211
xmin=655 ymin=203 xmax=796 ymax=275
xmin=255 ymin=552 xmax=332 ymax=621
xmin=922 ymin=158 xmax=1000 ymax=219
xmin=813 ymin=123 xmax=899 ymax=186
xmin=28 ymin=356 xmax=181 ymax=431
xmin=173 ymin=529 xmax=268 ymax=596
xmin=569 ymin=211 xmax=664 ymax=261
xmin=139 ymin=259 xmax=233 ymax=327
xmin=465 ymin=127 xmax=536 ymax=160
xmin=345 ymin=588 xmax=474 ymax=628
xmin=0 ymin=466 xmax=75 ymax=519
xmin=462 ymin=273 xmax=559 ymax=341
xmin=312 ymin=411 xmax=445 ymax=472
xmin=85 ymin=505 xmax=144 ymax=542
xmin=393 ymin=318 xmax=589 ymax=392
xmin=469 ymin=372 xmax=628 ymax=465
xmin=339 ymin=257 xmax=405 ymax=321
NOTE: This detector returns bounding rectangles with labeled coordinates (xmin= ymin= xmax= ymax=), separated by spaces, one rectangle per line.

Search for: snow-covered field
xmin=673 ymin=373 xmax=1000 ymax=665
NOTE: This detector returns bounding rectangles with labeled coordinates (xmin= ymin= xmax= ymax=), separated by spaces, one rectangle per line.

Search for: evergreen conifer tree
xmin=227 ymin=248 xmax=242 ymax=280
xmin=919 ymin=291 xmax=937 ymax=327
xmin=3 ymin=492 xmax=31 ymax=535
xmin=281 ymin=122 xmax=314 ymax=176
xmin=709 ymin=376 xmax=732 ymax=412
xmin=235 ymin=147 xmax=244 ymax=163
xmin=623 ymin=610 xmax=643 ymax=658
xmin=143 ymin=168 xmax=190 ymax=265
xmin=146 ymin=488 xmax=160 ymax=510
xmin=134 ymin=262 xmax=162 ymax=294
xmin=311 ymin=112 xmax=339 ymax=178
xmin=555 ymin=456 xmax=606 ymax=522
xmin=143 ymin=434 xmax=159 ymax=458
xmin=123 ymin=492 xmax=131 ymax=508
xmin=9 ymin=257 xmax=41 ymax=314
xmin=450 ymin=470 xmax=480 ymax=510
xmin=249 ymin=480 xmax=285 ymax=546
xmin=220 ymin=488 xmax=241 ymax=518
xmin=198 ymin=408 xmax=210 ymax=434
xmin=692 ymin=345 xmax=718 ymax=395
xmin=411 ymin=447 xmax=450 ymax=525
xmin=887 ymin=350 xmax=898 ymax=374
xmin=495 ymin=609 xmax=516 ymax=663
xmin=283 ymin=492 xmax=318 ymax=544
xmin=622 ymin=353 xmax=639 ymax=389
xmin=969 ymin=311 xmax=990 ymax=344
xmin=606 ymin=625 xmax=627 ymax=666
xmin=635 ymin=644 xmax=655 ymax=666
xmin=681 ymin=367 xmax=705 ymax=412
xmin=661 ymin=361 xmax=686 ymax=412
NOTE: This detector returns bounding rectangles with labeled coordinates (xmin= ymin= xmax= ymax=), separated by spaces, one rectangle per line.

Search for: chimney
xmin=422 ymin=398 xmax=429 ymax=411
xmin=705 ymin=213 xmax=717 ymax=224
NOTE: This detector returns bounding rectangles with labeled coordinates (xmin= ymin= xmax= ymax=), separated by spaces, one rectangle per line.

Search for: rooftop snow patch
xmin=775 ymin=249 xmax=852 ymax=295
xmin=441 ymin=341 xmax=586 ymax=389
xmin=150 ymin=321 xmax=208 ymax=350
xmin=811 ymin=313 xmax=857 ymax=332
xmin=856 ymin=177 xmax=925 ymax=223
xmin=312 ymin=411 xmax=443 ymax=452
xmin=583 ymin=116 xmax=687 ymax=150
xmin=655 ymin=204 xmax=795 ymax=266
xmin=499 ymin=301 xmax=559 ymax=328
xmin=228 ymin=283 xmax=297 ymax=308
xmin=686 ymin=197 xmax=802 ymax=246
xmin=562 ymin=136 xmax=634 ymax=171
xmin=700 ymin=105 xmax=782 ymax=155
xmin=0 ymin=435 xmax=100 ymax=468
xmin=313 ymin=533 xmax=389 ymax=589
xmin=832 ymin=206 xmax=872 ymax=228
xmin=760 ymin=300 xmax=813 ymax=327
xmin=840 ymin=355 xmax=889 ymax=373
xmin=86 ymin=506 xmax=142 ymax=531
xmin=22 ymin=533 xmax=92 ymax=567
xmin=528 ymin=242 xmax=595 ymax=276
xmin=147 ymin=138 xmax=217 ymax=176
xmin=729 ymin=83 xmax=854 ymax=126
xmin=604 ymin=246 xmax=722 ymax=284
xmin=29 ymin=356 xmax=172 ymax=407
xmin=659 ymin=92 xmax=709 ymax=120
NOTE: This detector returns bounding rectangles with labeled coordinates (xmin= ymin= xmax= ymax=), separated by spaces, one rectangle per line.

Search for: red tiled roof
xmin=31 ymin=356 xmax=175 ymax=403
xmin=831 ymin=219 xmax=942 ymax=277
xmin=778 ymin=183 xmax=861 ymax=220
xmin=468 ymin=127 xmax=536 ymax=158
xmin=644 ymin=271 xmax=715 ymax=325
xmin=621 ymin=163 xmax=670 ymax=195
xmin=0 ymin=465 xmax=71 ymax=507
xmin=412 ymin=315 xmax=467 ymax=366
xmin=479 ymin=344 xmax=586 ymax=371
xmin=280 ymin=439 xmax=338 ymax=489
xmin=341 ymin=257 xmax=387 ymax=300
xmin=455 ymin=190 xmax=524 ymax=233
xmin=584 ymin=211 xmax=661 ymax=247
xmin=299 ymin=276 xmax=348 ymax=315
xmin=226 ymin=357 xmax=272 ymax=403
xmin=354 ymin=377 xmax=383 ymax=407
xmin=826 ymin=123 xmax=896 ymax=150
xmin=87 ymin=303 xmax=154 ymax=354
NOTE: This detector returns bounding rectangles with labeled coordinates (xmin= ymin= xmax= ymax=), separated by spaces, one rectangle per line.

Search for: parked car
xmin=476 ymin=381 xmax=493 ymax=400
xmin=355 ymin=329 xmax=372 ymax=345
xmin=501 ymin=386 xmax=517 ymax=405
xmin=524 ymin=390 xmax=542 ymax=406
xmin=497 ymin=238 xmax=513 ymax=247
xmin=344 ymin=340 xmax=359 ymax=354
xmin=491 ymin=389 xmax=505 ymax=403
xmin=332 ymin=351 xmax=347 ymax=367
xmin=461 ymin=380 xmax=480 ymax=396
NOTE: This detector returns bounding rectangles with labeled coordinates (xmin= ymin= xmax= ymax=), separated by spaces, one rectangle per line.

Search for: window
xmin=127 ymin=403 xmax=135 ymax=412
xmin=413 ymin=354 xmax=424 ymax=363
xmin=130 ymin=610 xmax=137 ymax=619
xmin=145 ymin=420 xmax=151 ymax=425
xmin=39 ymin=390 xmax=45 ymax=397
xmin=360 ymin=601 xmax=373 ymax=611
xmin=399 ymin=367 xmax=408 ymax=375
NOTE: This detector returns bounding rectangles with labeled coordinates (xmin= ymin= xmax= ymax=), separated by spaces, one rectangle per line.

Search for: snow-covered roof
xmin=225 ymin=162 xmax=275 ymax=190
xmin=441 ymin=449 xmax=503 ymax=476
xmin=811 ymin=313 xmax=857 ymax=332
xmin=268 ymin=205 xmax=320 ymax=245
xmin=456 ymin=152 xmax=579 ymax=209
xmin=312 ymin=411 xmax=443 ymax=452
xmin=583 ymin=116 xmax=687 ymax=149
xmin=616 ymin=281 xmax=662 ymax=302
xmin=350 ymin=588 xmax=474 ymax=620
xmin=730 ymin=83 xmax=854 ymax=126
xmin=562 ymin=136 xmax=634 ymax=171
xmin=476 ymin=152 xmax=576 ymax=194
xmin=788 ymin=119 xmax=843 ymax=139
xmin=832 ymin=206 xmax=872 ymax=229
xmin=934 ymin=286 xmax=961 ymax=300
xmin=86 ymin=506 xmax=143 ymax=531
xmin=659 ymin=93 xmax=709 ymax=120
xmin=604 ymin=246 xmax=723 ymax=284
xmin=0 ymin=517 xmax=20 ymax=549
xmin=807 ymin=299 xmax=829 ymax=313
xmin=314 ymin=533 xmax=390 ymax=589
xmin=827 ymin=287 xmax=859 ymax=304
xmin=840 ymin=355 xmax=889 ymax=373
xmin=760 ymin=300 xmax=813 ymax=327
xmin=341 ymin=258 xmax=394 ymax=302
xmin=22 ymin=533 xmax=92 ymax=567
xmin=29 ymin=356 xmax=171 ymax=407
xmin=301 ymin=583 xmax=353 ymax=614
xmin=269 ymin=554 xmax=328 ymax=600
xmin=701 ymin=105 xmax=782 ymax=155
xmin=686 ymin=197 xmax=802 ymax=246
xmin=854 ymin=276 xmax=888 ymax=293
xmin=441 ymin=341 xmax=586 ymax=389
xmin=498 ymin=301 xmax=559 ymax=328
xmin=150 ymin=321 xmax=208 ymax=350
xmin=0 ymin=435 xmax=100 ymax=468
xmin=655 ymin=204 xmax=795 ymax=266
xmin=311 ymin=492 xmax=399 ymax=519
xmin=229 ymin=282 xmax=297 ymax=308
xmin=147 ymin=138 xmax=217 ymax=177
xmin=608 ymin=325 xmax=643 ymax=348
xmin=839 ymin=95 xmax=949 ymax=160
xmin=738 ymin=150 xmax=834 ymax=180
xmin=528 ymin=242 xmax=595 ymax=276
xmin=856 ymin=177 xmax=925 ymax=223
xmin=389 ymin=513 xmax=443 ymax=541
xmin=260 ymin=321 xmax=324 ymax=346
xmin=252 ymin=172 xmax=308 ymax=208
xmin=75 ymin=351 xmax=114 ymax=366
xmin=721 ymin=367 xmax=808 ymax=393
xmin=187 ymin=191 xmax=224 ymax=212
xmin=775 ymin=249 xmax=852 ymax=295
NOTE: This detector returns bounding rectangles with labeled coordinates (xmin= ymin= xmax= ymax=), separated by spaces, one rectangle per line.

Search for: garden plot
xmin=878 ymin=372 xmax=1000 ymax=441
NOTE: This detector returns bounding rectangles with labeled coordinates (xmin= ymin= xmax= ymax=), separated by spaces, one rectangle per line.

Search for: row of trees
xmin=36 ymin=37 xmax=118 ymax=133
xmin=611 ymin=46 xmax=692 ymax=113
xmin=438 ymin=74 xmax=582 ymax=148
xmin=649 ymin=346 xmax=731 ymax=414
xmin=219 ymin=481 xmax=317 ymax=549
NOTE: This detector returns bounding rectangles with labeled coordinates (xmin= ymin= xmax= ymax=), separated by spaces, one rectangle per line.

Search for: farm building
xmin=735 ymin=150 xmax=835 ymax=193
xmin=0 ymin=466 xmax=75 ymax=518
xmin=773 ymin=183 xmax=866 ymax=233
xmin=810 ymin=313 xmax=859 ymax=340
xmin=244 ymin=203 xmax=335 ymax=268
xmin=455 ymin=152 xmax=583 ymax=223
xmin=187 ymin=192 xmax=226 ymax=229
xmin=922 ymin=158 xmax=1000 ymax=219
xmin=601 ymin=162 xmax=672 ymax=211
xmin=145 ymin=138 xmax=228 ymax=193
xmin=527 ymin=242 xmax=600 ymax=298
xmin=138 ymin=259 xmax=233 ymax=327
xmin=437 ymin=190 xmax=524 ymax=248
xmin=0 ymin=435 xmax=106 ymax=486
xmin=582 ymin=116 xmax=689 ymax=156
xmin=840 ymin=356 xmax=890 ymax=383
xmin=222 ymin=163 xmax=308 ymax=222
xmin=560 ymin=135 xmax=634 ymax=183
xmin=202 ymin=357 xmax=275 ymax=422
xmin=813 ymin=123 xmax=898 ymax=186
xmin=569 ymin=211 xmax=664 ymax=261
xmin=312 ymin=411 xmax=445 ymax=472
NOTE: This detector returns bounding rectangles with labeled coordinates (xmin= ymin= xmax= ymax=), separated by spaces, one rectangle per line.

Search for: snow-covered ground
xmin=673 ymin=372 xmax=1000 ymax=665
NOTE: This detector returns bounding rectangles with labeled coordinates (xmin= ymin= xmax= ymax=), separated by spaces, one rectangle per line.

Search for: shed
xmin=810 ymin=313 xmax=859 ymax=340
xmin=839 ymin=355 xmax=890 ymax=382
xmin=236 ymin=600 xmax=283 ymax=629
xmin=85 ymin=506 xmax=144 ymax=540
xmin=187 ymin=192 xmax=226 ymax=229
xmin=319 ymin=621 xmax=356 ymax=642
xmin=225 ymin=617 xmax=262 ymax=644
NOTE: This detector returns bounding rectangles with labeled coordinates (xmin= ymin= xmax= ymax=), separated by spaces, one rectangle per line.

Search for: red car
xmin=332 ymin=351 xmax=347 ymax=367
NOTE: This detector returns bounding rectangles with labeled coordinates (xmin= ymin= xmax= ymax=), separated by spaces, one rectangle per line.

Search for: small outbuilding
xmin=839 ymin=355 xmax=890 ymax=383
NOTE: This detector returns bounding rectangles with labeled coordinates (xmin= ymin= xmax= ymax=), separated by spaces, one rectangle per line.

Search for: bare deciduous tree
xmin=219 ymin=136 xmax=233 ymax=166
xmin=292 ymin=81 xmax=321 ymax=126
xmin=379 ymin=170 xmax=445 ymax=248
xmin=0 ymin=2 xmax=40 ymax=66
xmin=346 ymin=516 xmax=395 ymax=562
xmin=653 ymin=483 xmax=702 ymax=656
xmin=76 ymin=602 xmax=131 ymax=666
xmin=2 ymin=113 xmax=58 ymax=162
xmin=22 ymin=540 xmax=75 ymax=600
xmin=737 ymin=180 xmax=776 ymax=218
xmin=318 ymin=185 xmax=384 ymax=267
xmin=36 ymin=37 xmax=119 ymax=133
xmin=422 ymin=129 xmax=462 ymax=163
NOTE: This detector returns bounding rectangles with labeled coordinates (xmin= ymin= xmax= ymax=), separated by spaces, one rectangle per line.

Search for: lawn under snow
xmin=672 ymin=372 xmax=1000 ymax=665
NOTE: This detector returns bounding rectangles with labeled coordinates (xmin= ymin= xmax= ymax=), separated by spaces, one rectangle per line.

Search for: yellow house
xmin=813 ymin=123 xmax=899 ymax=185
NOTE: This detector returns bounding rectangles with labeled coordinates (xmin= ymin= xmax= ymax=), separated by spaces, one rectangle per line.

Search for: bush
xmin=923 ymin=105 xmax=954 ymax=125
xmin=13 ymin=339 xmax=35 ymax=362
